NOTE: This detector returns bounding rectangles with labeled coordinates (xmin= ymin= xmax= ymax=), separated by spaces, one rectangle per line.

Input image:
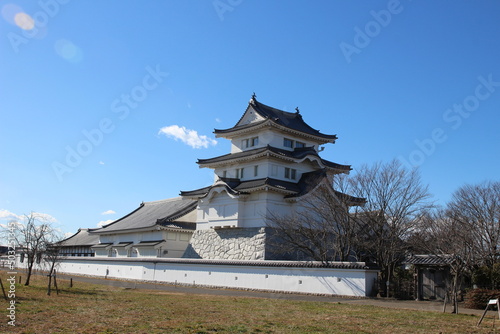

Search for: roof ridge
xmin=143 ymin=197 xmax=186 ymax=205
xmin=253 ymin=99 xmax=296 ymax=117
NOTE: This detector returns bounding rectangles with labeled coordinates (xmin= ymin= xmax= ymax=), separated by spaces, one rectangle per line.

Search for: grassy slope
xmin=0 ymin=272 xmax=493 ymax=334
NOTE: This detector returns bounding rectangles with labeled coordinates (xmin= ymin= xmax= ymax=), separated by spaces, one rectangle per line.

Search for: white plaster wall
xmin=213 ymin=155 xmax=322 ymax=185
xmin=99 ymin=230 xmax=163 ymax=244
xmin=195 ymin=190 xmax=297 ymax=229
xmin=94 ymin=249 xmax=110 ymax=257
xmin=94 ymin=230 xmax=192 ymax=258
xmin=197 ymin=192 xmax=239 ymax=228
xmin=29 ymin=258 xmax=377 ymax=297
xmin=228 ymin=128 xmax=319 ymax=154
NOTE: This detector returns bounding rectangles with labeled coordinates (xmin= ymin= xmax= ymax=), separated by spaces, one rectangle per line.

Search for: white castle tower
xmin=181 ymin=95 xmax=364 ymax=260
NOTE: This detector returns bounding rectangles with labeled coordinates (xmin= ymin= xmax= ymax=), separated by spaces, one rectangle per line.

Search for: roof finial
xmin=250 ymin=92 xmax=257 ymax=105
xmin=295 ymin=107 xmax=300 ymax=114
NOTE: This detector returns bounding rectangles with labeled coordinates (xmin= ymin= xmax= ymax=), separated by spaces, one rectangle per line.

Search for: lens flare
xmin=55 ymin=39 xmax=84 ymax=63
xmin=14 ymin=12 xmax=35 ymax=30
xmin=1 ymin=3 xmax=23 ymax=25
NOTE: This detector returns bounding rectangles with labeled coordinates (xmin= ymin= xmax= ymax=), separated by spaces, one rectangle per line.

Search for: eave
xmin=91 ymin=225 xmax=162 ymax=235
xmin=181 ymin=177 xmax=300 ymax=200
xmin=197 ymin=145 xmax=351 ymax=174
xmin=214 ymin=119 xmax=337 ymax=144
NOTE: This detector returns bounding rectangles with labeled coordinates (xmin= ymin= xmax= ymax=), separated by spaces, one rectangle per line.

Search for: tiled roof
xmin=197 ymin=145 xmax=351 ymax=173
xmin=333 ymin=191 xmax=367 ymax=205
xmin=93 ymin=197 xmax=197 ymax=233
xmin=114 ymin=242 xmax=133 ymax=247
xmin=406 ymin=254 xmax=455 ymax=266
xmin=284 ymin=169 xmax=366 ymax=205
xmin=58 ymin=228 xmax=100 ymax=246
xmin=180 ymin=177 xmax=301 ymax=198
xmin=235 ymin=177 xmax=301 ymax=193
xmin=134 ymin=240 xmax=164 ymax=247
xmin=214 ymin=97 xmax=338 ymax=141
xmin=90 ymin=243 xmax=113 ymax=249
xmin=180 ymin=185 xmax=216 ymax=198
xmin=180 ymin=171 xmax=364 ymax=205
xmin=158 ymin=221 xmax=197 ymax=230
xmin=60 ymin=256 xmax=379 ymax=270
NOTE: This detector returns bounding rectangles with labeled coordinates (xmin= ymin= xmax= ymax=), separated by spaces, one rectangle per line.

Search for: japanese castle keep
xmin=180 ymin=95 xmax=364 ymax=260
xmin=51 ymin=96 xmax=377 ymax=297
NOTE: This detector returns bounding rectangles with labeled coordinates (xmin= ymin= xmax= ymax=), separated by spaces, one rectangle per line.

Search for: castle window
xmin=222 ymin=170 xmax=227 ymax=178
xmin=295 ymin=141 xmax=305 ymax=148
xmin=236 ymin=168 xmax=244 ymax=179
xmin=242 ymin=137 xmax=259 ymax=149
xmin=254 ymin=165 xmax=258 ymax=177
xmin=271 ymin=165 xmax=278 ymax=176
xmin=284 ymin=167 xmax=297 ymax=180
xmin=284 ymin=138 xmax=294 ymax=148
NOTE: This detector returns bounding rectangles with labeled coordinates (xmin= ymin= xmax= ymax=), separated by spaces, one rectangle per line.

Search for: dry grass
xmin=0 ymin=272 xmax=494 ymax=333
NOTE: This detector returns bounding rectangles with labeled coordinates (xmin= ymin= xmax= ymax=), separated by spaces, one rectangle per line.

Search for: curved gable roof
xmin=58 ymin=228 xmax=100 ymax=246
xmin=214 ymin=97 xmax=338 ymax=141
xmin=93 ymin=197 xmax=197 ymax=234
xmin=196 ymin=145 xmax=351 ymax=173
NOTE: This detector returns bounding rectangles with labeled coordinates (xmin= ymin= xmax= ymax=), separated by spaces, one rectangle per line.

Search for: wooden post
xmin=477 ymin=299 xmax=500 ymax=326
xmin=442 ymin=292 xmax=447 ymax=313
xmin=0 ymin=278 xmax=8 ymax=301
xmin=18 ymin=276 xmax=21 ymax=284
xmin=54 ymin=271 xmax=59 ymax=295
xmin=47 ymin=273 xmax=52 ymax=296
xmin=70 ymin=278 xmax=73 ymax=288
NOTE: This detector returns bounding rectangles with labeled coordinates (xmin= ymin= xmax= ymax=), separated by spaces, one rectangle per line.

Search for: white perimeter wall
xmin=26 ymin=258 xmax=378 ymax=297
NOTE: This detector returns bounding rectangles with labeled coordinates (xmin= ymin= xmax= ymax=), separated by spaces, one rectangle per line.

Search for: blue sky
xmin=1 ymin=0 xmax=499 ymax=237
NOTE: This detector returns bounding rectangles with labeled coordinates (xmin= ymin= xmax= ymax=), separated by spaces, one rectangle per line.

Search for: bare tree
xmin=266 ymin=160 xmax=432 ymax=297
xmin=447 ymin=181 xmax=500 ymax=268
xmin=5 ymin=212 xmax=57 ymax=286
xmin=44 ymin=231 xmax=65 ymax=295
xmin=349 ymin=160 xmax=434 ymax=297
xmin=411 ymin=209 xmax=474 ymax=313
xmin=266 ymin=173 xmax=364 ymax=264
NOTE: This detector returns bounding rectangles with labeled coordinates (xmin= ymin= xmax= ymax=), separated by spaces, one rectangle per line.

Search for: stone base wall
xmin=183 ymin=227 xmax=266 ymax=260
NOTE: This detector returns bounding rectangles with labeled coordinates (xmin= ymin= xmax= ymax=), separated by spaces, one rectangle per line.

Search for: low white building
xmin=91 ymin=197 xmax=197 ymax=258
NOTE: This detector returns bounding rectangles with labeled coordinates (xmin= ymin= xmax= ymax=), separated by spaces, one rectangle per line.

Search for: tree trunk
xmin=25 ymin=255 xmax=35 ymax=286
xmin=47 ymin=262 xmax=56 ymax=296
xmin=451 ymin=272 xmax=459 ymax=314
xmin=47 ymin=274 xmax=52 ymax=296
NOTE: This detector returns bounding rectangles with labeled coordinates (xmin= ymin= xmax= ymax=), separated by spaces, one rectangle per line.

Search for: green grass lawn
xmin=0 ymin=271 xmax=494 ymax=333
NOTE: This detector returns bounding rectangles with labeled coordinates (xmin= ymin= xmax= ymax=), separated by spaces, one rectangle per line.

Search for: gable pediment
xmin=235 ymin=105 xmax=266 ymax=127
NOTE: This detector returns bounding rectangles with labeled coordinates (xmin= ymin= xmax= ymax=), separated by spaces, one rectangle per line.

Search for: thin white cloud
xmin=0 ymin=209 xmax=22 ymax=221
xmin=215 ymin=118 xmax=221 ymax=123
xmin=99 ymin=161 xmax=105 ymax=165
xmin=159 ymin=125 xmax=217 ymax=149
xmin=34 ymin=212 xmax=58 ymax=223
xmin=0 ymin=210 xmax=56 ymax=223
xmin=97 ymin=219 xmax=114 ymax=228
xmin=101 ymin=210 xmax=116 ymax=215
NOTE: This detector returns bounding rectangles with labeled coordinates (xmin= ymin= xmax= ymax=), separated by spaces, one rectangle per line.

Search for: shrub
xmin=464 ymin=288 xmax=500 ymax=309
xmin=472 ymin=264 xmax=500 ymax=289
